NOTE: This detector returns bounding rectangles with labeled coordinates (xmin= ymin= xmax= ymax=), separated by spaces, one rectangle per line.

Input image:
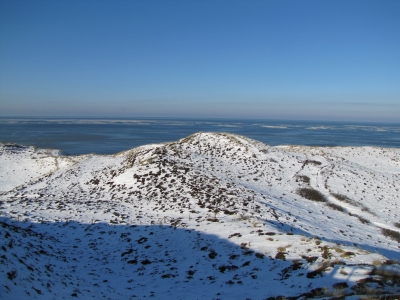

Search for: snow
xmin=0 ymin=133 xmax=399 ymax=299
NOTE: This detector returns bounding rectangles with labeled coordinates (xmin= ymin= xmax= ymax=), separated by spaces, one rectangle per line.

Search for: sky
xmin=0 ymin=0 xmax=399 ymax=122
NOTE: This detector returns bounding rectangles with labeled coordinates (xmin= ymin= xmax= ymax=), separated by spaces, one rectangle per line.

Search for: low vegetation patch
xmin=340 ymin=251 xmax=356 ymax=258
xmin=331 ymin=193 xmax=350 ymax=202
xmin=381 ymin=228 xmax=400 ymax=243
xmin=326 ymin=202 xmax=345 ymax=212
xmin=7 ymin=270 xmax=17 ymax=281
xmin=297 ymin=188 xmax=326 ymax=202
xmin=275 ymin=251 xmax=287 ymax=260
xmin=306 ymin=261 xmax=331 ymax=278
xmin=370 ymin=266 xmax=400 ymax=281
xmin=305 ymin=160 xmax=322 ymax=166
xmin=331 ymin=192 xmax=376 ymax=215
xmin=349 ymin=213 xmax=370 ymax=224
xmin=218 ymin=265 xmax=239 ymax=273
xmin=296 ymin=175 xmax=310 ymax=184
xmin=302 ymin=255 xmax=318 ymax=263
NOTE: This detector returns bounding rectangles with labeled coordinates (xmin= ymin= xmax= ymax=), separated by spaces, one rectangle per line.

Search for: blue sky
xmin=0 ymin=0 xmax=399 ymax=122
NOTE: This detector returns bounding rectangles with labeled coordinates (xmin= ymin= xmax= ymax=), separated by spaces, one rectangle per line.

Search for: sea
xmin=0 ymin=117 xmax=399 ymax=155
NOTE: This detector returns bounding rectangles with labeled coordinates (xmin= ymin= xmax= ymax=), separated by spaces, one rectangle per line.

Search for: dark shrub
xmin=381 ymin=228 xmax=400 ymax=242
xmin=297 ymin=188 xmax=326 ymax=202
xmin=305 ymin=160 xmax=322 ymax=166
xmin=7 ymin=270 xmax=17 ymax=281
xmin=326 ymin=202 xmax=345 ymax=212
xmin=331 ymin=193 xmax=353 ymax=203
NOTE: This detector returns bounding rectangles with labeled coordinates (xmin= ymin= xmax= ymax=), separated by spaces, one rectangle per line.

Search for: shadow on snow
xmin=0 ymin=216 xmax=398 ymax=300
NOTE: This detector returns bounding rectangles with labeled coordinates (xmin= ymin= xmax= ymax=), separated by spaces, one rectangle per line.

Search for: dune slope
xmin=1 ymin=133 xmax=399 ymax=299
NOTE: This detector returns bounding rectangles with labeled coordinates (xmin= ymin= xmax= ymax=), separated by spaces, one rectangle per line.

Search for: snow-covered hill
xmin=1 ymin=133 xmax=399 ymax=299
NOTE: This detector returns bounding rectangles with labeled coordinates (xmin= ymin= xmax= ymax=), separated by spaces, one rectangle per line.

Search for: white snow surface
xmin=0 ymin=133 xmax=399 ymax=299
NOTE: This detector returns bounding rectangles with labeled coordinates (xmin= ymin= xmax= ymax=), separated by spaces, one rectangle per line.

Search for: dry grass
xmin=306 ymin=260 xmax=332 ymax=278
xmin=372 ymin=259 xmax=383 ymax=266
xmin=340 ymin=251 xmax=356 ymax=258
xmin=275 ymin=251 xmax=287 ymax=260
xmin=277 ymin=246 xmax=287 ymax=252
xmin=233 ymin=214 xmax=251 ymax=222
xmin=333 ymin=246 xmax=345 ymax=254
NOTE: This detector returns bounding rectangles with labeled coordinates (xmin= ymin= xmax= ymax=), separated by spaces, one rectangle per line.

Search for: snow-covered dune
xmin=1 ymin=133 xmax=399 ymax=299
xmin=0 ymin=143 xmax=82 ymax=193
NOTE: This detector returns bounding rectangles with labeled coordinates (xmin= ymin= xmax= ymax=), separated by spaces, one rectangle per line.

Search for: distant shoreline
xmin=1 ymin=118 xmax=399 ymax=155
xmin=1 ymin=116 xmax=399 ymax=125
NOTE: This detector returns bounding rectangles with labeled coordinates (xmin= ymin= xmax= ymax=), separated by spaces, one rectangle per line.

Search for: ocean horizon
xmin=1 ymin=117 xmax=399 ymax=155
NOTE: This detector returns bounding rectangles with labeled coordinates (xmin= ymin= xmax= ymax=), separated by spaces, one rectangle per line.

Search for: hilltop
xmin=1 ymin=132 xmax=399 ymax=299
